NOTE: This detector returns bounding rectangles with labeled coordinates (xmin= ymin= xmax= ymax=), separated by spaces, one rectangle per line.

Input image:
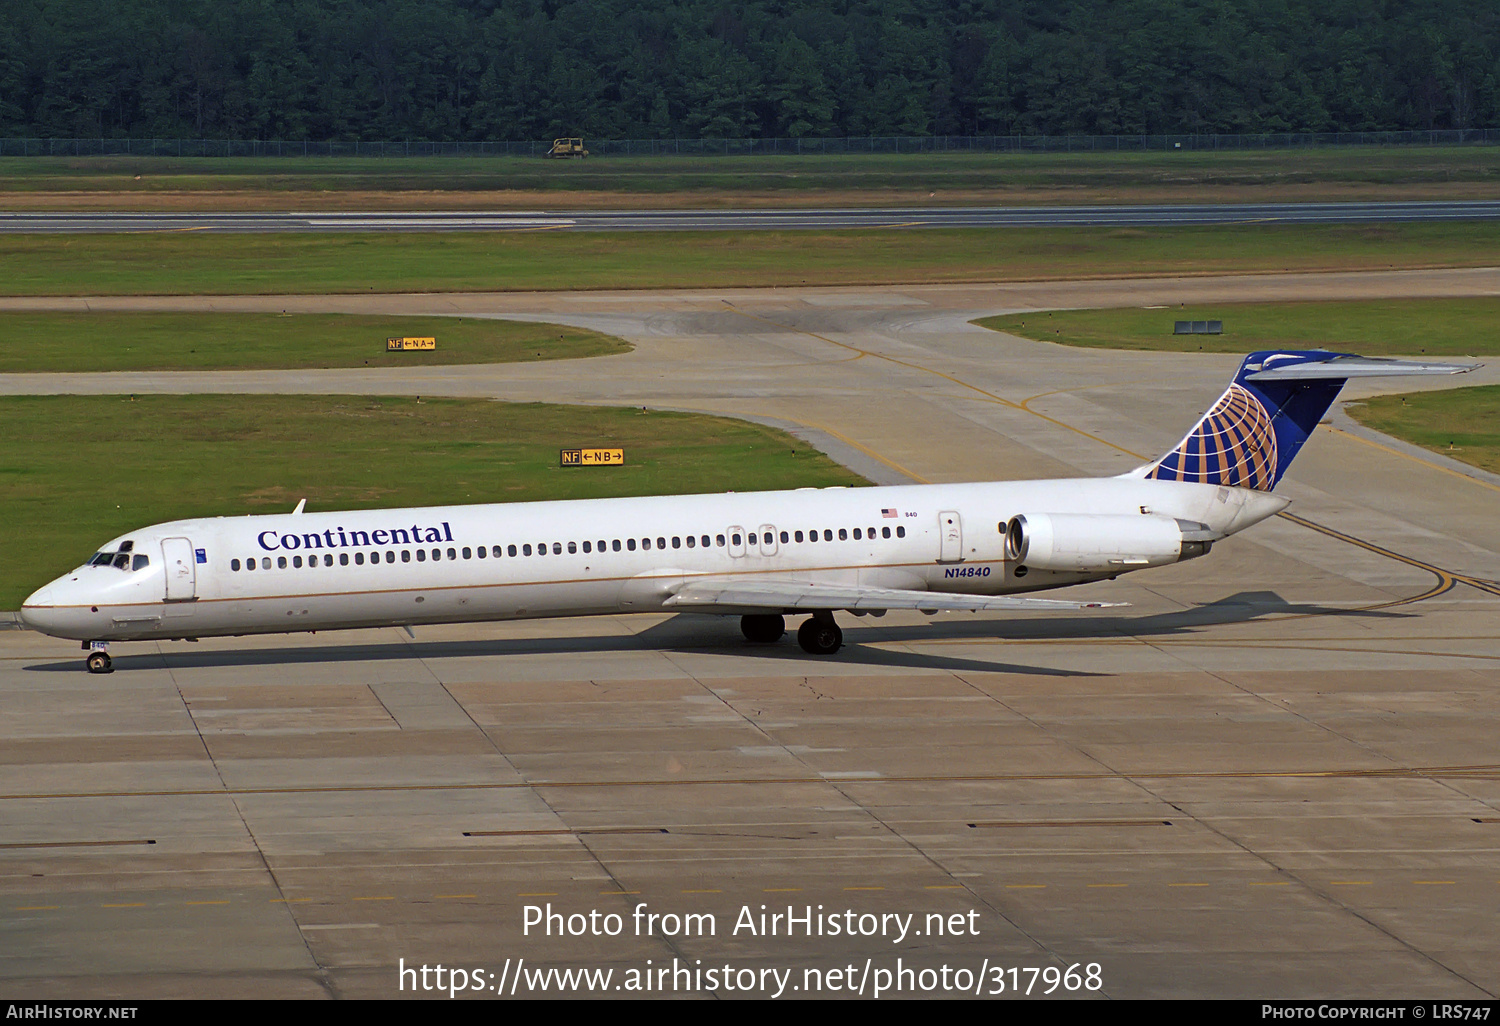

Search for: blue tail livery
xmin=1143 ymin=350 xmax=1478 ymax=491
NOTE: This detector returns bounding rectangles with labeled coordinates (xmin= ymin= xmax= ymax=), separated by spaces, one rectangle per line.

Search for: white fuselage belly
xmin=24 ymin=477 xmax=1285 ymax=643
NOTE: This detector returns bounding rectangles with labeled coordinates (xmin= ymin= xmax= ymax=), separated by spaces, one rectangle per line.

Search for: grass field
xmin=2 ymin=147 xmax=1497 ymax=209
xmin=0 ymin=395 xmax=866 ymax=608
xmin=1348 ymin=385 xmax=1500 ymax=475
xmin=2 ymin=222 xmax=1498 ymax=296
xmin=0 ymin=312 xmax=628 ymax=373
xmin=974 ymin=297 xmax=1500 ymax=356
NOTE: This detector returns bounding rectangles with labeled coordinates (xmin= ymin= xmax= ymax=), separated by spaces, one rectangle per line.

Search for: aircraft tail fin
xmin=1139 ymin=350 xmax=1478 ymax=491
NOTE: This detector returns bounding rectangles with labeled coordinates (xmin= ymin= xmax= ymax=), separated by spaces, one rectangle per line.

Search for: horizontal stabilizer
xmin=1244 ymin=354 xmax=1480 ymax=381
xmin=665 ymin=578 xmax=1124 ymax=613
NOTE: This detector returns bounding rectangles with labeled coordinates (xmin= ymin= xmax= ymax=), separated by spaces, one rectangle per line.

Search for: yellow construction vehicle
xmin=546 ymin=137 xmax=589 ymax=158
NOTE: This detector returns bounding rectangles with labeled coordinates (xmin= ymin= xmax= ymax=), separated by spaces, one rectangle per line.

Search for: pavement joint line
xmin=437 ymin=894 xmax=479 ymax=899
xmin=7 ymin=763 xmax=1500 ymax=803
xmin=681 ymin=889 xmax=722 ymax=894
xmin=517 ymin=892 xmax=558 ymax=897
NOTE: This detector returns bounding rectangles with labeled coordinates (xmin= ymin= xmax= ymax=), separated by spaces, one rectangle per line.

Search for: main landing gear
xmin=740 ymin=614 xmax=786 ymax=644
xmin=796 ymin=613 xmax=843 ymax=655
xmin=83 ymin=643 xmax=113 ymax=674
xmin=740 ymin=612 xmax=844 ymax=655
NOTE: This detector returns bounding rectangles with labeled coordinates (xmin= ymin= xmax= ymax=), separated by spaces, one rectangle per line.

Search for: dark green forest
xmin=2 ymin=1 xmax=1497 ymax=141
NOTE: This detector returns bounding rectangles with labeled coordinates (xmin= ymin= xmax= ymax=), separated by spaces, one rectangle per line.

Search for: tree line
xmin=1 ymin=0 xmax=1496 ymax=142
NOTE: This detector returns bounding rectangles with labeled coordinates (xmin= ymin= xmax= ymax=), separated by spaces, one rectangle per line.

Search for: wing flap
xmin=663 ymin=578 xmax=1123 ymax=613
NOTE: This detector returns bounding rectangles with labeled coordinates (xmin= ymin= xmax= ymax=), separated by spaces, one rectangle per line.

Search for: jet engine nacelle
xmin=1004 ymin=513 xmax=1212 ymax=573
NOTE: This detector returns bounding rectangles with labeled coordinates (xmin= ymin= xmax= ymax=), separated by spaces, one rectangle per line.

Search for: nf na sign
xmin=387 ymin=337 xmax=436 ymax=351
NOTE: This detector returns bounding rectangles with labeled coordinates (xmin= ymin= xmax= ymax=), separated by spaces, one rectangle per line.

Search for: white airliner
xmin=21 ymin=350 xmax=1473 ymax=672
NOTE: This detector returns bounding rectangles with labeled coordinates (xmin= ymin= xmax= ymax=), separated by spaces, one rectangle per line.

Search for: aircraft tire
xmin=797 ymin=617 xmax=843 ymax=655
xmin=85 ymin=651 xmax=112 ymax=674
xmin=740 ymin=614 xmax=786 ymax=643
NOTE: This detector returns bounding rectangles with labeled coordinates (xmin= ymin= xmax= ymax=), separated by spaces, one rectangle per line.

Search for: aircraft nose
xmin=19 ymin=578 xmax=78 ymax=636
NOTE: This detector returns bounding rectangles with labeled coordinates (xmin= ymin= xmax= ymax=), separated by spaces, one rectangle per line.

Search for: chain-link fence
xmin=2 ymin=129 xmax=1497 ymax=158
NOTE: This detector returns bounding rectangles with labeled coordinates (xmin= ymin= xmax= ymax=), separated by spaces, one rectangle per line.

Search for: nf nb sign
xmin=561 ymin=448 xmax=625 ymax=467
xmin=387 ymin=337 xmax=436 ymax=351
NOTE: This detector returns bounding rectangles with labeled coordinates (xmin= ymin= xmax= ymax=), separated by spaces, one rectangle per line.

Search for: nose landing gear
xmin=84 ymin=648 xmax=113 ymax=674
xmin=796 ymin=613 xmax=843 ymax=655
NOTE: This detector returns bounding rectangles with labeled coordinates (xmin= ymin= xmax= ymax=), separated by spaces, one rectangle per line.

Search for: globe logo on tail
xmin=1145 ymin=383 xmax=1278 ymax=491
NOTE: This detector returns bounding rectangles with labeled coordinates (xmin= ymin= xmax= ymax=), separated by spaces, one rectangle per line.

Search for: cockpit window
xmin=132 ymin=554 xmax=150 ymax=571
xmin=88 ymin=552 xmax=114 ymax=567
xmin=112 ymin=553 xmax=131 ymax=569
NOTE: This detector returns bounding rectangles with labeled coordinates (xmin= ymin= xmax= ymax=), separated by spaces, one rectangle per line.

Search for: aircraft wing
xmin=663 ymin=578 xmax=1124 ymax=613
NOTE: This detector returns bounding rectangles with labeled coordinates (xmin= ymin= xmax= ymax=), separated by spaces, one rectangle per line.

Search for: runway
xmin=4 ymin=199 xmax=1500 ymax=232
xmin=2 ymin=271 xmax=1498 ymax=998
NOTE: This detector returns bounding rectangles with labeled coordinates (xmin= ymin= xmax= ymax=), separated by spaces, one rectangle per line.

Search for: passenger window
xmin=246 ymin=559 xmax=256 ymax=571
xmin=231 ymin=559 xmax=241 ymax=571
xmin=354 ymin=553 xmax=364 ymax=565
xmin=839 ymin=529 xmax=848 ymax=541
xmin=553 ymin=542 xmax=562 ymax=555
xmin=731 ymin=533 xmax=741 ymax=546
xmin=417 ymin=549 xmax=427 ymax=561
xmin=476 ymin=546 xmax=486 ymax=559
xmin=780 ymin=531 xmax=788 ymax=543
xmin=448 ymin=547 xmax=457 ymax=560
xmin=523 ymin=544 xmax=532 ymax=556
xmin=386 ymin=551 xmax=395 ymax=563
xmin=431 ymin=548 xmax=441 ymax=560
xmin=508 ymin=545 xmax=518 ymax=557
xmin=627 ymin=539 xmax=636 ymax=551
xmin=292 ymin=555 xmax=302 ymax=568
xmin=794 ymin=531 xmax=804 ymax=543
xmin=853 ymin=528 xmax=862 ymax=540
xmin=716 ymin=534 xmax=725 ymax=547
xmin=642 ymin=538 xmax=651 ymax=550
xmin=657 ymin=537 xmax=666 ymax=549
xmin=882 ymin=526 xmax=891 ymax=539
xmin=672 ymin=536 xmax=681 ymax=549
xmin=262 ymin=557 xmax=271 ymax=569
xmin=701 ymin=535 xmax=711 ymax=547
xmin=536 ymin=543 xmax=546 ymax=556
xmin=823 ymin=530 xmax=833 ymax=541
xmin=807 ymin=530 xmax=817 ymax=543
xmin=339 ymin=553 xmax=349 ymax=566
xmin=613 ymin=540 xmax=622 ymax=551
xmin=685 ymin=535 xmax=695 ymax=548
xmin=598 ymin=540 xmax=606 ymax=552
xmin=868 ymin=526 xmax=876 ymax=537
xmin=402 ymin=550 xmax=411 ymax=562
xmin=462 ymin=547 xmax=472 ymax=559
xmin=494 ymin=546 xmax=503 ymax=558
xmin=763 ymin=532 xmax=772 ymax=544
xmin=896 ymin=526 xmax=905 ymax=538
xmin=582 ymin=541 xmax=591 ymax=553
